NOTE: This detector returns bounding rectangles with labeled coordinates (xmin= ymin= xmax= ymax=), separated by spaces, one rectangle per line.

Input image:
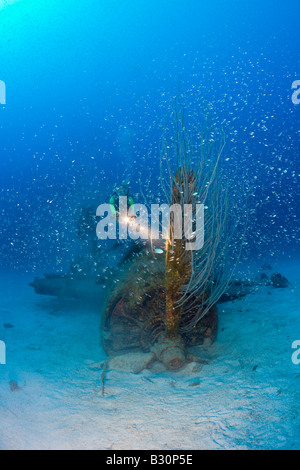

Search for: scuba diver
xmin=108 ymin=181 xmax=135 ymax=219
xmin=107 ymin=180 xmax=146 ymax=264
xmin=71 ymin=181 xmax=140 ymax=284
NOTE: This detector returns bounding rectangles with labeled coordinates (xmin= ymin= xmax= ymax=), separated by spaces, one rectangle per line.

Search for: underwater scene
xmin=0 ymin=0 xmax=299 ymax=452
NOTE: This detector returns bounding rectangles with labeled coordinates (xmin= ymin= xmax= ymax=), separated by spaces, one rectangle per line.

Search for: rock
xmin=271 ymin=273 xmax=289 ymax=288
xmin=9 ymin=381 xmax=20 ymax=392
xmin=262 ymin=264 xmax=272 ymax=270
xmin=218 ymin=282 xmax=253 ymax=302
xmin=189 ymin=382 xmax=200 ymax=387
xmin=260 ymin=272 xmax=268 ymax=282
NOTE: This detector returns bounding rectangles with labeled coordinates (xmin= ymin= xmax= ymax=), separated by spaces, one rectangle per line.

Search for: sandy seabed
xmin=0 ymin=260 xmax=299 ymax=450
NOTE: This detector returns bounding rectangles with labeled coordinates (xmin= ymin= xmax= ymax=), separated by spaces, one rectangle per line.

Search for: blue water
xmin=0 ymin=0 xmax=299 ymax=450
xmin=0 ymin=0 xmax=299 ymax=272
